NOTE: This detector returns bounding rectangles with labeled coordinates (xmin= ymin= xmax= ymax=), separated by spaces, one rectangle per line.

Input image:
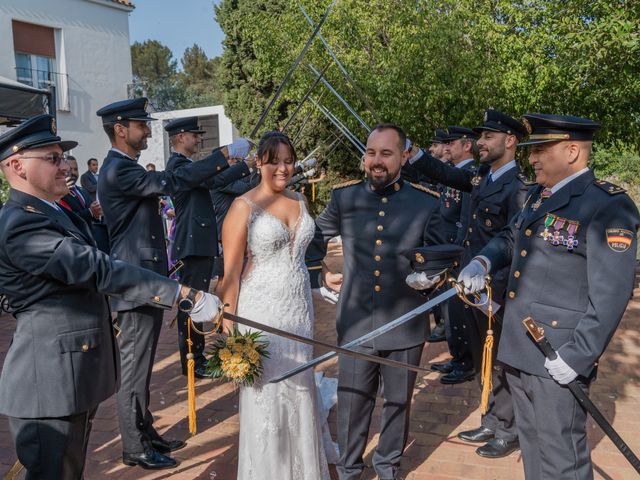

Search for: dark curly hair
xmin=257 ymin=131 xmax=297 ymax=165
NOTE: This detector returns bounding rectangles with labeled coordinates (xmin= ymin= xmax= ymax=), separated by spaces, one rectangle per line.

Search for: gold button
xmin=151 ymin=235 xmax=156 ymax=240
xmin=379 ymin=211 xmax=385 ymax=217
xmin=465 ymin=240 xmax=470 ymax=247
xmin=485 ymin=208 xmax=489 ymax=212
xmin=508 ymin=291 xmax=516 ymax=299
xmin=514 ymin=271 xmax=521 ymax=278
xmin=525 ymin=229 xmax=532 ymax=237
xmin=374 ymin=270 xmax=381 ymax=277
xmin=153 ymin=296 xmax=161 ymax=302
xmin=485 ymin=219 xmax=492 ymax=227
xmin=201 ymin=223 xmax=205 ymax=227
xmin=375 ymin=239 xmax=382 ymax=246
xmin=377 ymin=225 xmax=384 ymax=232
xmin=82 ymin=344 xmax=89 ymax=352
xmin=520 ymin=249 xmax=527 ymax=257
xmin=381 ymin=197 xmax=388 ymax=204
xmin=468 ymin=227 xmax=473 ymax=232
xmin=394 ymin=183 xmax=400 ymax=191
xmin=374 ymin=285 xmax=381 ymax=292
xmin=473 ymin=214 xmax=477 ymax=219
xmin=551 ymin=320 xmax=558 ymax=327
xmin=216 ymin=166 xmax=221 ymax=171
xmin=375 ymin=255 xmax=381 ymax=261
xmin=153 ymin=256 xmax=158 ymax=262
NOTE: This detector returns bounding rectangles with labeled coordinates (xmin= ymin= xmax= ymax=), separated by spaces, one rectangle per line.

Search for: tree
xmin=130 ymin=40 xmax=183 ymax=110
xmin=177 ymin=45 xmax=225 ymax=107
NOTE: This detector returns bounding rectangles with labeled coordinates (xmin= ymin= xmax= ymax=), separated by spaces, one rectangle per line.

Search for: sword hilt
xmin=522 ymin=317 xmax=557 ymax=359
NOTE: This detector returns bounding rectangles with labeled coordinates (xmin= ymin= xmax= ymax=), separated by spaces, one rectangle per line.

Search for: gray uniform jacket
xmin=80 ymin=171 xmax=98 ymax=201
xmin=165 ymin=151 xmax=249 ymax=260
xmin=480 ymin=171 xmax=640 ymax=379
xmin=306 ymin=178 xmax=439 ymax=350
xmin=0 ymin=189 xmax=177 ymax=418
xmin=98 ymin=148 xmax=228 ymax=311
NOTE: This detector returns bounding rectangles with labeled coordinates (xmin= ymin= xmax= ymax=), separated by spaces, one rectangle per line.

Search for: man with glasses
xmin=96 ymin=98 xmax=252 ymax=469
xmin=163 ymin=116 xmax=253 ymax=378
xmin=0 ymin=114 xmax=221 ymax=478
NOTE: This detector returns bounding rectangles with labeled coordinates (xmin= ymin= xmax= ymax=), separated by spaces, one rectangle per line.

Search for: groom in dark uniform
xmin=307 ymin=124 xmax=439 ymax=480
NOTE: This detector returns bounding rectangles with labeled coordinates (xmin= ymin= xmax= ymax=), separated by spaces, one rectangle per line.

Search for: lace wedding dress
xmin=235 ymin=194 xmax=330 ymax=480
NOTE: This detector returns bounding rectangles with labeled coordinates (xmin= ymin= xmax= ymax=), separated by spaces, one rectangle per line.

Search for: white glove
xmin=227 ymin=138 xmax=252 ymax=159
xmin=319 ymin=286 xmax=339 ymax=305
xmin=457 ymin=259 xmax=488 ymax=294
xmin=544 ymin=354 xmax=578 ymax=385
xmin=189 ymin=292 xmax=221 ymax=323
xmin=405 ymin=271 xmax=440 ymax=290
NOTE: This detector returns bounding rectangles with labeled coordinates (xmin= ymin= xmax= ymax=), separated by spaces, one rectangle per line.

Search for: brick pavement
xmin=1 ymin=251 xmax=639 ymax=479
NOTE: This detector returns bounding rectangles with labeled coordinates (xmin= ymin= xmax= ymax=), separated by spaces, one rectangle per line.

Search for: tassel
xmin=480 ymin=286 xmax=494 ymax=415
xmin=187 ymin=317 xmax=197 ymax=435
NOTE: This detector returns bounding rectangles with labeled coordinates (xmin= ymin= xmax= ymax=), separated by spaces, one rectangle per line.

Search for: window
xmin=15 ymin=52 xmax=54 ymax=90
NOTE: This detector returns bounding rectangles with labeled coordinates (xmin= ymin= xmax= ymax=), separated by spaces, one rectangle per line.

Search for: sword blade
xmin=222 ymin=312 xmax=432 ymax=379
xmin=269 ymin=287 xmax=458 ymax=383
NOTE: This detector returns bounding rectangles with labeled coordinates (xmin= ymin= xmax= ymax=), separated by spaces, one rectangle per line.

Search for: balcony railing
xmin=15 ymin=67 xmax=70 ymax=112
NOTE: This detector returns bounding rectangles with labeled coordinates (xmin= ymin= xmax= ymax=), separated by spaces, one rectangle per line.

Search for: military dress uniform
xmin=0 ymin=115 xmax=179 ymax=479
xmin=164 ymin=117 xmax=250 ymax=375
xmin=307 ymin=177 xmax=439 ymax=480
xmin=477 ymin=114 xmax=640 ymax=479
xmin=96 ymin=99 xmax=233 ymax=458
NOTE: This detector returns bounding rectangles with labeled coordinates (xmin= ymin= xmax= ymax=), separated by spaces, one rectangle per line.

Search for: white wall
xmin=140 ymin=105 xmax=238 ymax=171
xmin=0 ymin=0 xmax=134 ymax=174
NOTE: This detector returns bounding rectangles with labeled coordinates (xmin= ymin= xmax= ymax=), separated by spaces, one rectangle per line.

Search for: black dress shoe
xmin=440 ymin=369 xmax=475 ymax=384
xmin=427 ymin=323 xmax=446 ymax=343
xmin=430 ymin=361 xmax=454 ymax=374
xmin=122 ymin=449 xmax=178 ymax=469
xmin=151 ymin=437 xmax=186 ymax=454
xmin=476 ymin=438 xmax=520 ymax=458
xmin=458 ymin=426 xmax=494 ymax=443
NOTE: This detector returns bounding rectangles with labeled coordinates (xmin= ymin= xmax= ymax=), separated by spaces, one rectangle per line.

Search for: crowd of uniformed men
xmin=0 ymin=94 xmax=638 ymax=480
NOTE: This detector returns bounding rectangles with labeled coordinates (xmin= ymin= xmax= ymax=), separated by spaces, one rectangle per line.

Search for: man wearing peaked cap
xmin=96 ymin=99 xmax=253 ymax=469
xmin=0 ymin=114 xmax=220 ymax=478
xmin=163 ymin=116 xmax=254 ymax=378
xmin=428 ymin=128 xmax=449 ymax=161
xmin=458 ymin=113 xmax=640 ymax=478
xmin=407 ymin=109 xmax=533 ymax=458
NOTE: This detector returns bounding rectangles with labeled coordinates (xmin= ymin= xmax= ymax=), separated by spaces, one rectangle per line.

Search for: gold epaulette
xmin=23 ymin=205 xmax=43 ymax=214
xmin=410 ymin=182 xmax=440 ymax=198
xmin=332 ymin=179 xmax=363 ymax=190
xmin=594 ymin=179 xmax=626 ymax=195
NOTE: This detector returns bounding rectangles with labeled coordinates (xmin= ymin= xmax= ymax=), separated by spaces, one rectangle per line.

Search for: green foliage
xmin=0 ymin=174 xmax=8 ymax=204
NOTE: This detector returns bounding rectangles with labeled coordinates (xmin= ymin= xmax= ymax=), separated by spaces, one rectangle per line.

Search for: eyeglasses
xmin=19 ymin=153 xmax=69 ymax=167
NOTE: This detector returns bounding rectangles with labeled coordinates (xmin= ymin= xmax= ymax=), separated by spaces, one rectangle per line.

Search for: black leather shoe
xmin=430 ymin=361 xmax=455 ymax=374
xmin=122 ymin=449 xmax=178 ymax=469
xmin=476 ymin=438 xmax=520 ymax=458
xmin=151 ymin=437 xmax=186 ymax=454
xmin=427 ymin=323 xmax=446 ymax=343
xmin=458 ymin=426 xmax=494 ymax=443
xmin=440 ymin=369 xmax=475 ymax=384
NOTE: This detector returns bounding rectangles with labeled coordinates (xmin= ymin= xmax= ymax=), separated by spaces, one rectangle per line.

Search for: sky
xmin=128 ymin=0 xmax=224 ymax=65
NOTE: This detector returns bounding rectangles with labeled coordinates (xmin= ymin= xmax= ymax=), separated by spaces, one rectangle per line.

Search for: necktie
xmin=72 ymin=186 xmax=86 ymax=208
xmin=486 ymin=174 xmax=493 ymax=186
xmin=540 ymin=188 xmax=553 ymax=201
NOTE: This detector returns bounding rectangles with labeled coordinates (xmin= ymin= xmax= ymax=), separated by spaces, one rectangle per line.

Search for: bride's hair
xmin=257 ymin=131 xmax=297 ymax=165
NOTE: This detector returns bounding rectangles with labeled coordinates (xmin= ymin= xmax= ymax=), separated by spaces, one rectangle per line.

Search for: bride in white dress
xmin=216 ymin=131 xmax=330 ymax=480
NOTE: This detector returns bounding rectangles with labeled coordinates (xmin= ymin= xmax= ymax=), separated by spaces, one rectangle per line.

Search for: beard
xmin=129 ymin=136 xmax=148 ymax=152
xmin=367 ymin=166 xmax=397 ymax=190
xmin=479 ymin=146 xmax=504 ymax=165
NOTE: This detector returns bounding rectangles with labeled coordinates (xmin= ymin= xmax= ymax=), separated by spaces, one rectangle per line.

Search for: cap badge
xmin=12 ymin=145 xmax=19 ymax=153
xmin=415 ymin=253 xmax=425 ymax=263
xmin=51 ymin=118 xmax=57 ymax=135
xmin=523 ymin=117 xmax=533 ymax=134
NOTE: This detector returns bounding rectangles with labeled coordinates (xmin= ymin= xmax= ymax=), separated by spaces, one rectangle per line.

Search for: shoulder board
xmin=410 ymin=182 xmax=440 ymax=198
xmin=517 ymin=172 xmax=536 ymax=185
xmin=594 ymin=179 xmax=626 ymax=195
xmin=23 ymin=205 xmax=44 ymax=214
xmin=332 ymin=179 xmax=363 ymax=190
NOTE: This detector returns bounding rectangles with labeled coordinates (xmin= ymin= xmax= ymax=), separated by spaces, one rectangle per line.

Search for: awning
xmin=0 ymin=75 xmax=51 ymax=125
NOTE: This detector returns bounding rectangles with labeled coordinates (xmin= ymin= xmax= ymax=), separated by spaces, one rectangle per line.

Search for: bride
xmin=216 ymin=131 xmax=330 ymax=479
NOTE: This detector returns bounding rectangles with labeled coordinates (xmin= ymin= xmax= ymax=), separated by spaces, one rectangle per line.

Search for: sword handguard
xmin=522 ymin=317 xmax=557 ymax=360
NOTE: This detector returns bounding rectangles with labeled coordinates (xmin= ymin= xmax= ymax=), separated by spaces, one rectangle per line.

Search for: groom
xmin=307 ymin=124 xmax=440 ymax=480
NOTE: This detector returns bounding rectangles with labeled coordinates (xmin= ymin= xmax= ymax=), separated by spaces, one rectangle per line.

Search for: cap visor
xmin=517 ymin=138 xmax=562 ymax=147
xmin=128 ymin=115 xmax=158 ymax=121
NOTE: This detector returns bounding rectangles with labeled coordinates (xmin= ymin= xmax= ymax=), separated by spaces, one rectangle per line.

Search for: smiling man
xmin=306 ymin=124 xmax=440 ymax=480
xmin=458 ymin=113 xmax=640 ymax=479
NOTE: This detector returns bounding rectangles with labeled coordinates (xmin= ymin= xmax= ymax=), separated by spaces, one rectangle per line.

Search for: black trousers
xmin=466 ymin=307 xmax=517 ymax=441
xmin=506 ymin=369 xmax=593 ymax=480
xmin=444 ymin=297 xmax=473 ymax=371
xmin=9 ymin=407 xmax=97 ymax=480
xmin=336 ymin=343 xmax=424 ymax=480
xmin=115 ymin=305 xmax=163 ymax=454
xmin=176 ymin=256 xmax=214 ymax=371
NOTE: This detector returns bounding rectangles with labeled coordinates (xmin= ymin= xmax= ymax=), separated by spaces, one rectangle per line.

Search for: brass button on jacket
xmin=508 ymin=291 xmax=516 ymax=299
xmin=374 ymin=285 xmax=381 ymax=292
xmin=520 ymin=249 xmax=527 ymax=257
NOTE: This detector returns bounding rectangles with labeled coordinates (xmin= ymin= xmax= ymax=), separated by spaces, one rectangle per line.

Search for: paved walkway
xmin=1 ymin=253 xmax=639 ymax=479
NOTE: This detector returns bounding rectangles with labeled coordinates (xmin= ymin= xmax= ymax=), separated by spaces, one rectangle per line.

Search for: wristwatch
xmin=178 ymin=288 xmax=198 ymax=313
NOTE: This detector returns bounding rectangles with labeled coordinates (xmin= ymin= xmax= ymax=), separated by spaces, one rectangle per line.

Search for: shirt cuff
xmin=408 ymin=149 xmax=425 ymax=165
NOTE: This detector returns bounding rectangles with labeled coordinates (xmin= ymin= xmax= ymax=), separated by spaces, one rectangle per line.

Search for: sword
xmin=269 ymin=286 xmax=459 ymax=383
xmin=223 ymin=311 xmax=432 ymax=376
xmin=281 ymin=61 xmax=332 ymax=133
xmin=523 ymin=317 xmax=640 ymax=474
xmin=250 ymin=0 xmax=338 ymax=138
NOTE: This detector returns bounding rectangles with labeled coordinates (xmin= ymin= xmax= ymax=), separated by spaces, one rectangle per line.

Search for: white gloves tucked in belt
xmin=405 ymin=272 xmax=440 ymax=290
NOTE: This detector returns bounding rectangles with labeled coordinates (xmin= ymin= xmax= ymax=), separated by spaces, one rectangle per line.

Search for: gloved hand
xmin=190 ymin=292 xmax=221 ymax=323
xmin=319 ymin=286 xmax=339 ymax=304
xmin=544 ymin=354 xmax=578 ymax=385
xmin=405 ymin=271 xmax=440 ymax=290
xmin=227 ymin=138 xmax=252 ymax=159
xmin=457 ymin=259 xmax=488 ymax=294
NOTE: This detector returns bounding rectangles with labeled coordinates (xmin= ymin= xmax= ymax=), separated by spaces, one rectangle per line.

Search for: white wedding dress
xmin=235 ymin=194 xmax=330 ymax=480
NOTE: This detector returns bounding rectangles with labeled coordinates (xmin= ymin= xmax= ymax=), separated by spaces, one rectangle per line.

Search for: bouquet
xmin=206 ymin=326 xmax=270 ymax=386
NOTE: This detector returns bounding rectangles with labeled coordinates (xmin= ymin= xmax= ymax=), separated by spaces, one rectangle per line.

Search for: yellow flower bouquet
xmin=206 ymin=326 xmax=269 ymax=386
